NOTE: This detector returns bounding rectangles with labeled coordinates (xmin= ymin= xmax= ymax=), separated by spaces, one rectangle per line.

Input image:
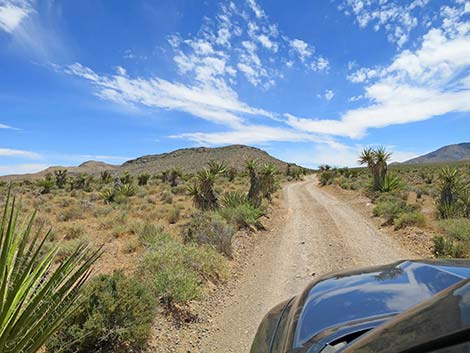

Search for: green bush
xmin=139 ymin=232 xmax=227 ymax=305
xmin=439 ymin=218 xmax=470 ymax=241
xmin=372 ymin=195 xmax=419 ymax=226
xmin=167 ymin=207 xmax=180 ymax=224
xmin=432 ymin=236 xmax=465 ymax=258
xmin=182 ymin=212 xmax=236 ymax=256
xmin=393 ymin=211 xmax=426 ymax=229
xmin=218 ymin=204 xmax=263 ymax=229
xmin=319 ymin=171 xmax=335 ymax=186
xmin=47 ymin=271 xmax=156 ymax=353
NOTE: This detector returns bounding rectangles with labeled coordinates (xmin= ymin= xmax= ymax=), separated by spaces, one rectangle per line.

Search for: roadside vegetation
xmin=319 ymin=149 xmax=470 ymax=258
xmin=0 ymin=159 xmax=295 ymax=352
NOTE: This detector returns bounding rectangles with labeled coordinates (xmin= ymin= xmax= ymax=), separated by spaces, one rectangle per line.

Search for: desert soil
xmin=196 ymin=175 xmax=412 ymax=353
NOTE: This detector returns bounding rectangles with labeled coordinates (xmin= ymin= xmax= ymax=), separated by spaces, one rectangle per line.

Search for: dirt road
xmin=200 ymin=176 xmax=411 ymax=353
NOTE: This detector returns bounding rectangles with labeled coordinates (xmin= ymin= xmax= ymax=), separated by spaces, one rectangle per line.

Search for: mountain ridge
xmin=402 ymin=142 xmax=470 ymax=164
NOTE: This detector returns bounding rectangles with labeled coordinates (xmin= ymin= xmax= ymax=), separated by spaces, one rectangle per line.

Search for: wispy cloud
xmin=0 ymin=0 xmax=32 ymax=33
xmin=0 ymin=122 xmax=18 ymax=129
xmin=0 ymin=163 xmax=49 ymax=176
xmin=0 ymin=147 xmax=41 ymax=159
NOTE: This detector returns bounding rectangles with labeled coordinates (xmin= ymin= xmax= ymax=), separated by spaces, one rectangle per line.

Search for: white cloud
xmin=0 ymin=0 xmax=32 ymax=33
xmin=339 ymin=0 xmax=429 ymax=47
xmin=324 ymin=89 xmax=335 ymax=101
xmin=0 ymin=163 xmax=49 ymax=176
xmin=247 ymin=0 xmax=265 ymax=19
xmin=170 ymin=124 xmax=334 ymax=146
xmin=0 ymin=147 xmax=41 ymax=159
xmin=288 ymin=5 xmax=470 ymax=139
xmin=290 ymin=39 xmax=312 ymax=62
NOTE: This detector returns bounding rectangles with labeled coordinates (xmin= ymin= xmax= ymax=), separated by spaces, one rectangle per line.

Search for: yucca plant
xmin=221 ymin=191 xmax=248 ymax=208
xmin=116 ymin=183 xmax=137 ymax=197
xmin=0 ymin=189 xmax=100 ymax=353
xmin=99 ymin=187 xmax=115 ymax=204
xmin=37 ymin=177 xmax=55 ymax=195
xmin=379 ymin=173 xmax=401 ymax=192
xmin=359 ymin=147 xmax=392 ymax=191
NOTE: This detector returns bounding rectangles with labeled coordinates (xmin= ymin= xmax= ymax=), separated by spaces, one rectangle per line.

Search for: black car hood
xmin=288 ymin=260 xmax=470 ymax=353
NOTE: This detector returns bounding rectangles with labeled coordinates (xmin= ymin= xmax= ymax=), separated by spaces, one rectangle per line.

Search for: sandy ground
xmin=198 ymin=176 xmax=412 ymax=353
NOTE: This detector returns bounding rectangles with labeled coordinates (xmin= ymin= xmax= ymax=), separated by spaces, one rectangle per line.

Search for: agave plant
xmin=0 ymin=189 xmax=100 ymax=353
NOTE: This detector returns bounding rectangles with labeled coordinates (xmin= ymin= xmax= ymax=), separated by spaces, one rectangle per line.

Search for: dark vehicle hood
xmin=251 ymin=259 xmax=470 ymax=353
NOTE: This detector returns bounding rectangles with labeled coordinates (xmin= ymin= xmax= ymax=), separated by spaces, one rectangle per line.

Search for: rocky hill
xmin=1 ymin=145 xmax=296 ymax=180
xmin=403 ymin=142 xmax=470 ymax=164
xmin=122 ymin=145 xmax=292 ymax=174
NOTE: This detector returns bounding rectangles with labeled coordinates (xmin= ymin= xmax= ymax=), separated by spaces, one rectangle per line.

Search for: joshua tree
xmin=358 ymin=147 xmax=392 ymax=191
xmin=225 ymin=167 xmax=237 ymax=182
xmin=54 ymin=169 xmax=68 ymax=189
xmin=246 ymin=160 xmax=262 ymax=207
xmin=138 ymin=173 xmax=151 ymax=186
xmin=260 ymin=164 xmax=277 ymax=200
xmin=119 ymin=171 xmax=133 ymax=185
xmin=169 ymin=169 xmax=181 ymax=187
xmin=187 ymin=162 xmax=225 ymax=210
xmin=100 ymin=170 xmax=112 ymax=183
xmin=71 ymin=173 xmax=88 ymax=190
xmin=37 ymin=174 xmax=55 ymax=194
xmin=161 ymin=170 xmax=169 ymax=183
xmin=0 ymin=189 xmax=100 ymax=353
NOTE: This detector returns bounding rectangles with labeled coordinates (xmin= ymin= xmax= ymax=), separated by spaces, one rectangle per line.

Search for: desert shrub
xmin=57 ymin=206 xmax=85 ymax=222
xmin=138 ymin=223 xmax=166 ymax=247
xmin=373 ymin=195 xmax=419 ymax=226
xmin=432 ymin=236 xmax=465 ymax=258
xmin=319 ymin=171 xmax=335 ymax=186
xmin=218 ymin=204 xmax=263 ymax=229
xmin=139 ymin=232 xmax=226 ymax=305
xmin=439 ymin=218 xmax=470 ymax=241
xmin=182 ymin=212 xmax=236 ymax=257
xmin=160 ymin=191 xmax=173 ymax=204
xmin=167 ymin=207 xmax=181 ymax=224
xmin=46 ymin=271 xmax=156 ymax=353
xmin=63 ymin=223 xmax=86 ymax=239
xmin=393 ymin=211 xmax=426 ymax=229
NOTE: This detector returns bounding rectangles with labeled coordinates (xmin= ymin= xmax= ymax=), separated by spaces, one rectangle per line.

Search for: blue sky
xmin=1 ymin=0 xmax=470 ymax=175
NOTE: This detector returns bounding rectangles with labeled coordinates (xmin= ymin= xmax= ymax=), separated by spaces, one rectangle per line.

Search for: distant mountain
xmin=403 ymin=143 xmax=470 ymax=164
xmin=1 ymin=145 xmax=297 ymax=180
